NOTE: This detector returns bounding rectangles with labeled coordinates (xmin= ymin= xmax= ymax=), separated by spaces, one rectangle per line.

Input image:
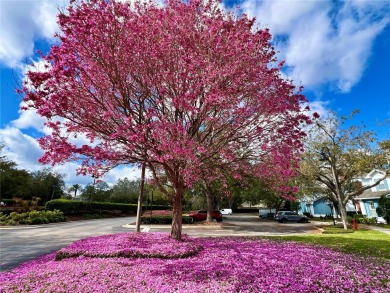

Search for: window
xmin=377 ymin=183 xmax=386 ymax=191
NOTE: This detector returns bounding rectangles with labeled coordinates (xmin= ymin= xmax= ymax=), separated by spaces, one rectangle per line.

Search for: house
xmin=354 ymin=170 xmax=390 ymax=223
xmin=300 ymin=196 xmax=355 ymax=218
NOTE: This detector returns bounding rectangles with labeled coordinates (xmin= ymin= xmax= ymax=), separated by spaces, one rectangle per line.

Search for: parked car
xmin=186 ymin=210 xmax=223 ymax=222
xmin=260 ymin=212 xmax=275 ymax=219
xmin=275 ymin=211 xmax=309 ymax=223
xmin=220 ymin=208 xmax=232 ymax=215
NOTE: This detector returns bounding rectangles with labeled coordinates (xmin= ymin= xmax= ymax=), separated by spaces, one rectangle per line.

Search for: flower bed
xmin=55 ymin=232 xmax=202 ymax=260
xmin=1 ymin=233 xmax=389 ymax=292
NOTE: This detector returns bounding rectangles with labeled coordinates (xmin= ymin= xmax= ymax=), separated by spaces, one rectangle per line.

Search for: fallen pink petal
xmin=1 ymin=233 xmax=389 ymax=292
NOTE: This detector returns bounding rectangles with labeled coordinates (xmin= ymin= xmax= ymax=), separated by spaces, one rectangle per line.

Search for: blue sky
xmin=1 ymin=0 xmax=389 ymax=187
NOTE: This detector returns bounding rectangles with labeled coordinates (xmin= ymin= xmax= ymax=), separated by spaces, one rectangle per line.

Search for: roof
xmin=354 ymin=189 xmax=390 ymax=200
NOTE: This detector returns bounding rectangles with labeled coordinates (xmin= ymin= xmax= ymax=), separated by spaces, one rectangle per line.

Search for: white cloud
xmin=0 ymin=0 xmax=67 ymax=68
xmin=103 ymin=165 xmax=143 ymax=187
xmin=11 ymin=108 xmax=46 ymax=131
xmin=241 ymin=0 xmax=390 ymax=93
xmin=0 ymin=124 xmax=143 ymax=186
xmin=308 ymin=100 xmax=331 ymax=120
xmin=0 ymin=126 xmax=43 ymax=171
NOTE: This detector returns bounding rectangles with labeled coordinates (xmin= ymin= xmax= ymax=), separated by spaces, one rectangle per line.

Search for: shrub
xmin=377 ymin=195 xmax=390 ymax=225
xmin=1 ymin=199 xmax=16 ymax=205
xmin=46 ymin=199 xmax=88 ymax=214
xmin=5 ymin=219 xmax=16 ymax=225
xmin=30 ymin=217 xmax=50 ymax=225
xmin=348 ymin=215 xmax=377 ymax=225
xmin=0 ymin=212 xmax=7 ymax=222
xmin=46 ymin=199 xmax=139 ymax=215
xmin=9 ymin=212 xmax=29 ymax=222
xmin=19 ymin=219 xmax=32 ymax=225
xmin=0 ymin=210 xmax=65 ymax=225
xmin=45 ymin=210 xmax=65 ymax=222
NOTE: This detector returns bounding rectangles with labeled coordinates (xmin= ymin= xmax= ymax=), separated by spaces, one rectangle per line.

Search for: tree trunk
xmin=339 ymin=201 xmax=349 ymax=229
xmin=135 ymin=163 xmax=146 ymax=233
xmin=335 ymin=192 xmax=348 ymax=229
xmin=171 ymin=184 xmax=183 ymax=240
xmin=205 ymin=182 xmax=214 ymax=222
xmin=206 ymin=191 xmax=213 ymax=222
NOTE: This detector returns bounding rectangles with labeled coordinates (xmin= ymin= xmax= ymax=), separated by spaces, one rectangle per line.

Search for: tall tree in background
xmin=68 ymin=184 xmax=81 ymax=199
xmin=21 ymin=0 xmax=310 ymax=239
xmin=111 ymin=178 xmax=140 ymax=204
xmin=300 ymin=111 xmax=389 ymax=229
xmin=30 ymin=169 xmax=65 ymax=204
xmin=0 ymin=144 xmax=32 ymax=199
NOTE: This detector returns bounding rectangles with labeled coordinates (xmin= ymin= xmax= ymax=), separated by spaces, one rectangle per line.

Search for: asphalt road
xmin=0 ymin=214 xmax=328 ymax=272
xmin=0 ymin=217 xmax=136 ymax=272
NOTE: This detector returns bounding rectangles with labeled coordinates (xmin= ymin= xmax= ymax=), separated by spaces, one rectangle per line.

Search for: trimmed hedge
xmin=141 ymin=215 xmax=194 ymax=224
xmin=348 ymin=215 xmax=377 ymax=225
xmin=46 ymin=199 xmax=169 ymax=215
xmin=0 ymin=199 xmax=16 ymax=205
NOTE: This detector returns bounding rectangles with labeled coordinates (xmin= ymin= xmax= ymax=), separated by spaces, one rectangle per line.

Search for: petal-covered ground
xmin=1 ymin=233 xmax=389 ymax=292
xmin=55 ymin=232 xmax=202 ymax=260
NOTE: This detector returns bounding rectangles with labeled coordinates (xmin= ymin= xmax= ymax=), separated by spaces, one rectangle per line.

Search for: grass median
xmin=262 ymin=226 xmax=390 ymax=260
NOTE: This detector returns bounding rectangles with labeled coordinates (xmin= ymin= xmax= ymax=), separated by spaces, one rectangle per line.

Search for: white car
xmin=220 ymin=208 xmax=232 ymax=215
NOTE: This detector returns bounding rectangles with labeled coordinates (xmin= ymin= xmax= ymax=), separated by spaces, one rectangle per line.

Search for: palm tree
xmin=69 ymin=184 xmax=81 ymax=199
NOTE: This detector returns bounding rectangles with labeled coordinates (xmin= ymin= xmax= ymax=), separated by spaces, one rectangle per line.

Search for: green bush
xmin=46 ymin=199 xmax=88 ymax=214
xmin=30 ymin=217 xmax=49 ymax=225
xmin=9 ymin=212 xmax=29 ymax=222
xmin=5 ymin=219 xmax=16 ymax=225
xmin=46 ymin=199 xmax=169 ymax=216
xmin=0 ymin=212 xmax=7 ymax=222
xmin=28 ymin=210 xmax=44 ymax=219
xmin=348 ymin=215 xmax=377 ymax=225
xmin=19 ymin=219 xmax=32 ymax=225
xmin=0 ymin=210 xmax=65 ymax=225
xmin=1 ymin=199 xmax=16 ymax=205
xmin=141 ymin=215 xmax=193 ymax=224
xmin=46 ymin=199 xmax=139 ymax=215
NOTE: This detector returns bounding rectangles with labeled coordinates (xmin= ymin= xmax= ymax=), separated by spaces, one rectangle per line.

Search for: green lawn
xmin=262 ymin=226 xmax=390 ymax=260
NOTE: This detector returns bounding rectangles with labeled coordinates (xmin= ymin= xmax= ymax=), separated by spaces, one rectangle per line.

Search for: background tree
xmin=21 ymin=0 xmax=310 ymax=239
xmin=0 ymin=160 xmax=32 ymax=200
xmin=30 ymin=169 xmax=65 ymax=205
xmin=80 ymin=181 xmax=111 ymax=202
xmin=300 ymin=111 xmax=389 ymax=229
xmin=110 ymin=178 xmax=140 ymax=204
xmin=376 ymin=195 xmax=390 ymax=225
xmin=68 ymin=184 xmax=81 ymax=199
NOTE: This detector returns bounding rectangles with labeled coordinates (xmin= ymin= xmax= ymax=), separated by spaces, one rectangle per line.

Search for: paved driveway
xmin=137 ymin=213 xmax=321 ymax=236
xmin=0 ymin=214 xmax=327 ymax=272
xmin=0 ymin=217 xmax=136 ymax=272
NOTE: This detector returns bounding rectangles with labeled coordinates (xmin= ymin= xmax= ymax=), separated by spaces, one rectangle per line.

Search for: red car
xmin=186 ymin=210 xmax=223 ymax=222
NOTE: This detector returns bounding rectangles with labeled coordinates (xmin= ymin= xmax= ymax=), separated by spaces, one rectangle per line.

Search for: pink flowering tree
xmin=21 ymin=0 xmax=311 ymax=240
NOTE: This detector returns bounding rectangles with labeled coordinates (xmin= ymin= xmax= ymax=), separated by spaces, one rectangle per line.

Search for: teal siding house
xmin=300 ymin=197 xmax=355 ymax=218
xmin=354 ymin=170 xmax=390 ymax=224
